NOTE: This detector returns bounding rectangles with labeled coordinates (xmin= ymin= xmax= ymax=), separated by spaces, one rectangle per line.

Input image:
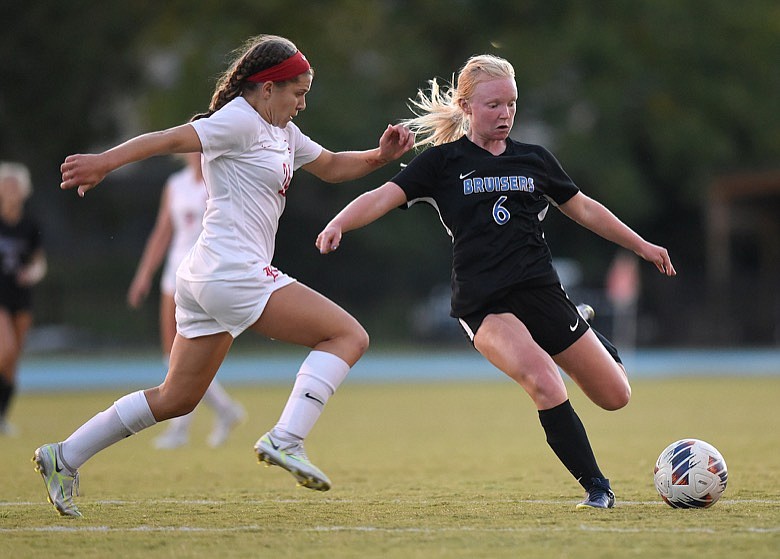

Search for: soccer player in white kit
xmin=34 ymin=34 xmax=414 ymax=517
xmin=127 ymin=152 xmax=245 ymax=449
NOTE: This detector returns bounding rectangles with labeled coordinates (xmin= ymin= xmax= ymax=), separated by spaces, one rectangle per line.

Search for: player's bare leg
xmin=250 ymin=282 xmax=368 ymax=490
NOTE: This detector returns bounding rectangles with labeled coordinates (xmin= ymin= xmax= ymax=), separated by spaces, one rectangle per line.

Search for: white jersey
xmin=159 ymin=165 xmax=208 ymax=295
xmin=182 ymin=97 xmax=322 ymax=282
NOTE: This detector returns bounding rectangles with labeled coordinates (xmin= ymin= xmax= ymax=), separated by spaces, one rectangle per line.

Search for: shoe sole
xmin=575 ymin=502 xmax=614 ymax=509
xmin=576 ymin=495 xmax=616 ymax=509
xmin=255 ymin=445 xmax=331 ymax=491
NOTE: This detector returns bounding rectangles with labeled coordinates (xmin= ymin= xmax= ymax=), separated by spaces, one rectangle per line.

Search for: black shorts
xmin=0 ymin=282 xmax=32 ymax=314
xmin=458 ymin=282 xmax=589 ymax=356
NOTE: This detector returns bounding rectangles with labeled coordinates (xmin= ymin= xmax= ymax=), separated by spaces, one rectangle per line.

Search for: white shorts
xmin=174 ymin=266 xmax=296 ymax=338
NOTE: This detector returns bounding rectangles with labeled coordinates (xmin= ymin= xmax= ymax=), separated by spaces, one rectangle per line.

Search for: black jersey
xmin=0 ymin=214 xmax=42 ymax=309
xmin=392 ymin=136 xmax=579 ymax=317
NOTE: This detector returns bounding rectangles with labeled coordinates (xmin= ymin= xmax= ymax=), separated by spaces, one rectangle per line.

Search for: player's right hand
xmin=127 ymin=275 xmax=151 ymax=308
xmin=60 ymin=154 xmax=107 ymax=197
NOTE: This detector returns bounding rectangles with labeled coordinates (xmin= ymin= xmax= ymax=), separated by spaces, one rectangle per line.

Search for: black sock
xmin=0 ymin=377 xmax=14 ymax=419
xmin=538 ymin=400 xmax=604 ymax=489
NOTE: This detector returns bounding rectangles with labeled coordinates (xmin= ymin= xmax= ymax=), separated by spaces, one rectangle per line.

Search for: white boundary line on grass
xmin=1 ymin=525 xmax=779 ymax=534
xmin=2 ymin=497 xmax=780 ymax=507
xmin=3 ymin=499 xmax=779 ymax=535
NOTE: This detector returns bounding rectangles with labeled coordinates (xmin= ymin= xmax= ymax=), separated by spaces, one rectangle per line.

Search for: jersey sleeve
xmin=390 ymin=147 xmax=443 ymax=206
xmin=539 ymin=146 xmax=579 ymax=206
xmin=189 ymin=104 xmax=258 ymax=162
xmin=287 ymin=123 xmax=323 ymax=170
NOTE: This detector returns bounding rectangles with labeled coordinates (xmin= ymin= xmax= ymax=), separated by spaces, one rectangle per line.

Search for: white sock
xmin=273 ymin=351 xmax=350 ymax=441
xmin=60 ymin=390 xmax=157 ymax=470
xmin=202 ymin=380 xmax=238 ymax=415
xmin=162 ymin=412 xmax=195 ymax=434
xmin=114 ymin=390 xmax=158 ymax=433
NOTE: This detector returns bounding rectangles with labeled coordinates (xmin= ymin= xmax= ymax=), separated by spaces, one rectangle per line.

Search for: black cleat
xmin=577 ymin=477 xmax=615 ymax=509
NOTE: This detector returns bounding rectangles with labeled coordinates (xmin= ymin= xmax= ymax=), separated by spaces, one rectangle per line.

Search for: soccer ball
xmin=653 ymin=438 xmax=728 ymax=508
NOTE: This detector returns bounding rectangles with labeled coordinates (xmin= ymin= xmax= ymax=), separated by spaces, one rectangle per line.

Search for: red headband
xmin=246 ymin=51 xmax=311 ymax=83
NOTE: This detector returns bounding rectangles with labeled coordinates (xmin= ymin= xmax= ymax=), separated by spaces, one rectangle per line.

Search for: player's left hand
xmin=637 ymin=243 xmax=676 ymax=276
xmin=316 ymin=223 xmax=342 ymax=254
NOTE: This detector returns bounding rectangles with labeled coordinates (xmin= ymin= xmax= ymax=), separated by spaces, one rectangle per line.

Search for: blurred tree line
xmin=1 ymin=0 xmax=778 ymax=349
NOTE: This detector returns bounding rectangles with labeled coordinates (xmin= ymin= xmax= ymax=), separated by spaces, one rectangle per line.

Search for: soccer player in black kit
xmin=317 ymin=54 xmax=676 ymax=508
xmin=0 ymin=162 xmax=47 ymax=436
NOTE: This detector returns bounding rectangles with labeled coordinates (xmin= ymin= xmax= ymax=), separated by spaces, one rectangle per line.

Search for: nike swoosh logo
xmin=459 ymin=170 xmax=476 ymax=179
xmin=269 ymin=438 xmax=280 ymax=451
xmin=54 ymin=451 xmax=64 ymax=473
xmin=305 ymin=392 xmax=325 ymax=406
xmin=569 ymin=318 xmax=579 ymax=331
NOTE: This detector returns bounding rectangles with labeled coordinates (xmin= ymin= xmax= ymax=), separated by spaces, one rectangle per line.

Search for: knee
xmin=150 ymin=385 xmax=200 ymax=419
xmin=601 ymin=384 xmax=631 ymax=411
xmin=174 ymin=396 xmax=200 ymax=417
xmin=337 ymin=313 xmax=369 ymax=356
xmin=507 ymin=360 xmax=566 ymax=404
xmin=349 ymin=324 xmax=370 ymax=360
xmin=170 ymin=389 xmax=201 ymax=416
xmin=531 ymin=368 xmax=569 ymax=402
xmin=322 ymin=321 xmax=369 ymax=367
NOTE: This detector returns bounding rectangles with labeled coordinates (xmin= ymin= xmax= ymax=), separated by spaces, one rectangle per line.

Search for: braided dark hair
xmin=191 ymin=35 xmax=299 ymax=121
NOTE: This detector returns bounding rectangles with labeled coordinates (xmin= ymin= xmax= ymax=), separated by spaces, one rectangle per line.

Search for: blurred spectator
xmin=127 ymin=153 xmax=245 ymax=449
xmin=0 ymin=162 xmax=47 ymax=436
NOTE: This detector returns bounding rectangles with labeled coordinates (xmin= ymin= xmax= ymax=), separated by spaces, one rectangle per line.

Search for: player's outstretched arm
xmin=316 ymin=182 xmax=407 ymax=254
xmin=559 ymin=191 xmax=676 ymax=276
xmin=60 ymin=124 xmax=202 ymax=197
xmin=303 ymin=125 xmax=414 ymax=183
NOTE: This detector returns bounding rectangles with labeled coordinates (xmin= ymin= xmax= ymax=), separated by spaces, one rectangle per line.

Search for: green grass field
xmin=2 ymin=376 xmax=779 ymax=558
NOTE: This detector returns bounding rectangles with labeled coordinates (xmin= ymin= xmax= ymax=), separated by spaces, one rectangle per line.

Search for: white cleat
xmin=254 ymin=432 xmax=331 ymax=491
xmin=207 ymin=404 xmax=246 ymax=448
xmin=0 ymin=418 xmax=19 ymax=437
xmin=576 ymin=303 xmax=595 ymax=324
xmin=32 ymin=443 xmax=82 ymax=518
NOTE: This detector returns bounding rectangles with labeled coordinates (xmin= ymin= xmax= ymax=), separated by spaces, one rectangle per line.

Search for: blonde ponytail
xmin=403 ymin=54 xmax=515 ymax=148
